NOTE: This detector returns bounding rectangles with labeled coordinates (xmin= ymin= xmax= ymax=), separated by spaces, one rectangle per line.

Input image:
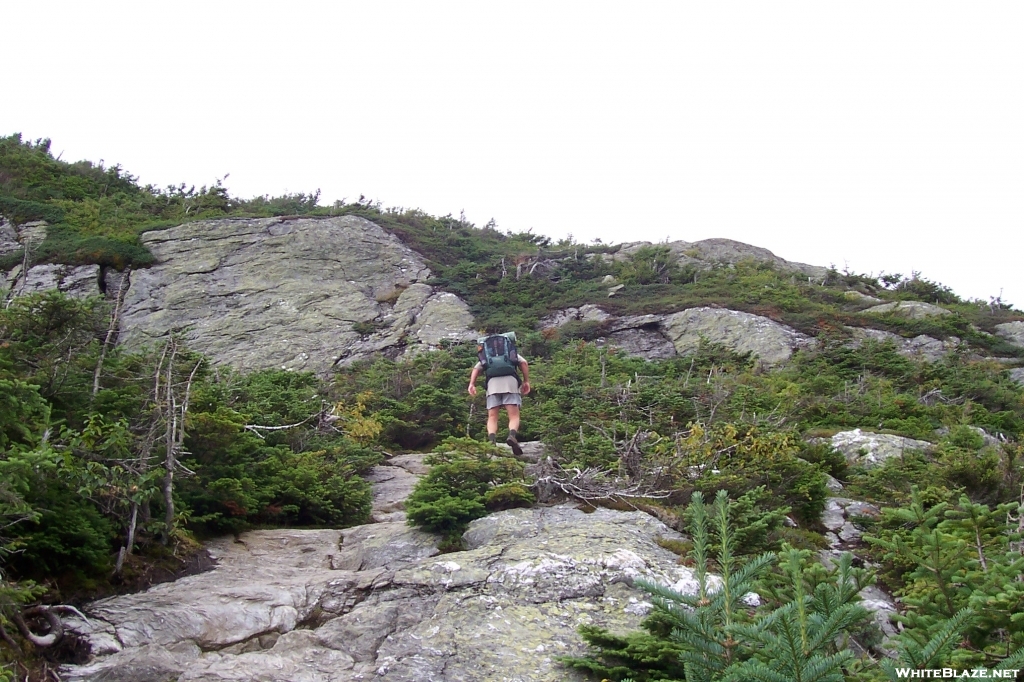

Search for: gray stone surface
xmin=538 ymin=304 xmax=612 ymax=329
xmin=828 ymin=429 xmax=934 ymax=469
xmin=366 ymin=455 xmax=426 ymax=523
xmin=902 ymin=334 xmax=960 ymax=362
xmin=609 ymin=239 xmax=828 ymax=280
xmin=0 ymin=219 xmax=20 ymax=256
xmin=858 ymin=585 xmax=900 ymax=640
xmin=540 ymin=305 xmax=811 ymax=364
xmin=1009 ymin=367 xmax=1024 ymax=387
xmin=843 ymin=290 xmax=882 ymax=304
xmin=995 ymin=321 xmax=1024 ymax=349
xmin=7 ymin=263 xmax=101 ymax=299
xmin=824 ymin=474 xmax=844 ymax=492
xmin=64 ymin=506 xmax=700 ymax=682
xmin=539 ymin=306 xmax=678 ymax=361
xmin=662 ymin=307 xmax=809 ymax=365
xmin=607 ymin=327 xmax=678 ymax=360
xmin=820 ymin=497 xmax=880 ymax=547
xmin=16 ymin=220 xmax=48 ymax=247
xmin=862 ymin=301 xmax=952 ymax=319
xmin=845 ymin=327 xmax=960 ymax=363
xmin=117 ymin=216 xmax=475 ymax=374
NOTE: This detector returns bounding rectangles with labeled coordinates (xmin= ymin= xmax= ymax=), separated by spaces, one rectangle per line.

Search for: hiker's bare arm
xmin=519 ymin=358 xmax=531 ymax=395
xmin=468 ymin=365 xmax=481 ymax=395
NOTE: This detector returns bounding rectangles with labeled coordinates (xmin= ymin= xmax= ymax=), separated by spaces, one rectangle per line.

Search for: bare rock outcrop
xmin=862 ymin=301 xmax=952 ymax=319
xmin=118 ymin=216 xmax=477 ymax=374
xmin=5 ymin=263 xmax=101 ymax=299
xmin=366 ymin=454 xmax=428 ymax=523
xmin=820 ymin=497 xmax=882 ymax=548
xmin=996 ymin=321 xmax=1024 ymax=350
xmin=662 ymin=307 xmax=810 ymax=365
xmin=0 ymin=218 xmax=19 ymax=256
xmin=63 ymin=506 xmax=699 ymax=682
xmin=540 ymin=305 xmax=809 ymax=365
xmin=2 ymin=220 xmax=106 ymax=300
xmin=818 ymin=498 xmax=899 ymax=642
xmin=845 ymin=327 xmax=961 ymax=363
xmin=825 ymin=428 xmax=934 ymax=469
xmin=607 ymin=238 xmax=828 ymax=280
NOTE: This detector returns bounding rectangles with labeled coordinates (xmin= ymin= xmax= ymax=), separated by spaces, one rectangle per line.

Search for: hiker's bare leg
xmin=487 ymin=407 xmax=501 ymax=437
xmin=506 ymin=405 xmax=521 ymax=432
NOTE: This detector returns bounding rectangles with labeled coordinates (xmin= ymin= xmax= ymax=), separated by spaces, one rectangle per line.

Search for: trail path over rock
xmin=63 ymin=451 xmax=693 ymax=682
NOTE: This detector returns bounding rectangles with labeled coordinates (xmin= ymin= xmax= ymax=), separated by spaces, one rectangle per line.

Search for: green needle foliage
xmin=405 ymin=438 xmax=533 ymax=547
xmin=866 ymin=486 xmax=1024 ymax=669
xmin=562 ymin=491 xmax=872 ymax=682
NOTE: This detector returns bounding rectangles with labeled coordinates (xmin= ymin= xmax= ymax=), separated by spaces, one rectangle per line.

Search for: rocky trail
xmin=61 ymin=449 xmax=695 ymax=682
xmin=60 ymin=441 xmax=904 ymax=681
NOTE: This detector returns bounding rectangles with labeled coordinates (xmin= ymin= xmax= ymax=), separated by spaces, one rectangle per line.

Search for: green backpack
xmin=477 ymin=333 xmax=520 ymax=382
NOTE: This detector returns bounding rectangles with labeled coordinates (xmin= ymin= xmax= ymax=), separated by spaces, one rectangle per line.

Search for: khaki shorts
xmin=486 ymin=393 xmax=522 ymax=410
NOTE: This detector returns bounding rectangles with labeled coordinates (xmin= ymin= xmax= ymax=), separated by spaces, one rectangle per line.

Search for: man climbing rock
xmin=467 ymin=333 xmax=531 ymax=455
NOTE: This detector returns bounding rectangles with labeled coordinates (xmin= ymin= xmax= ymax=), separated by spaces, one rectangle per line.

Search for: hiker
xmin=467 ymin=333 xmax=531 ymax=455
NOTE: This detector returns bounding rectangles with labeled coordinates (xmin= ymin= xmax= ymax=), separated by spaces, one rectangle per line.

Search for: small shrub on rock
xmin=405 ymin=438 xmax=532 ymax=540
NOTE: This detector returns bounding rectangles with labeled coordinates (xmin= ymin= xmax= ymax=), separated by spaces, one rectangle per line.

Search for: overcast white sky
xmin=5 ymin=2 xmax=1022 ymax=307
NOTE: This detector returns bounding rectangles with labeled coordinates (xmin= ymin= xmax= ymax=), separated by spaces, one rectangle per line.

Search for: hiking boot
xmin=506 ymin=430 xmax=523 ymax=456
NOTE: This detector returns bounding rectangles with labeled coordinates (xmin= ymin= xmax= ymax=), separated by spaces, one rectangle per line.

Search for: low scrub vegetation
xmin=2 ymin=134 xmax=1024 ymax=678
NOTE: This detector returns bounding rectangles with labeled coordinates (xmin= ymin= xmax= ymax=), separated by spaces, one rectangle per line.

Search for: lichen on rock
xmin=63 ymin=505 xmax=700 ymax=682
xmin=116 ymin=216 xmax=476 ymax=374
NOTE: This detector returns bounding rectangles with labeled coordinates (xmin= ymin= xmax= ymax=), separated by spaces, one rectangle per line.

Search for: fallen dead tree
xmin=0 ymin=604 xmax=88 ymax=650
xmin=529 ymin=457 xmax=671 ymax=505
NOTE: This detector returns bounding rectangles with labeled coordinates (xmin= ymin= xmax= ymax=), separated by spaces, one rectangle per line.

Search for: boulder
xmin=828 ymin=429 xmax=934 ymax=469
xmin=1009 ymin=368 xmax=1024 ymax=387
xmin=995 ymin=321 xmax=1024 ymax=350
xmin=64 ymin=506 xmax=701 ymax=682
xmin=862 ymin=301 xmax=952 ymax=319
xmin=661 ymin=307 xmax=809 ymax=365
xmin=117 ymin=216 xmax=475 ymax=374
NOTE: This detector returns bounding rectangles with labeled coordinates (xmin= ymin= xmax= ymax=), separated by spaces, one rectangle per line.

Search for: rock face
xmin=0 ymin=219 xmax=19 ymax=256
xmin=996 ymin=321 xmax=1024 ymax=350
xmin=609 ymin=238 xmax=828 ymax=280
xmin=118 ymin=216 xmax=477 ymax=374
xmin=366 ymin=454 xmax=429 ymax=523
xmin=1010 ymin=368 xmax=1024 ymax=387
xmin=842 ymin=290 xmax=882 ymax=304
xmin=540 ymin=305 xmax=808 ymax=365
xmin=846 ymin=327 xmax=960 ymax=363
xmin=827 ymin=429 xmax=934 ymax=469
xmin=5 ymin=263 xmax=101 ymax=299
xmin=862 ymin=301 xmax=952 ymax=319
xmin=2 ymin=220 xmax=107 ymax=301
xmin=64 ymin=506 xmax=698 ymax=682
xmin=662 ymin=307 xmax=809 ymax=365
